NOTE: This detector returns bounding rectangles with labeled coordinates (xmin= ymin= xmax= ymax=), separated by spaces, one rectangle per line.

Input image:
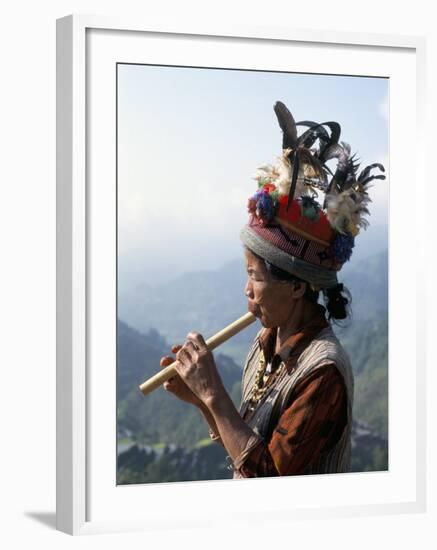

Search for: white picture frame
xmin=56 ymin=14 xmax=427 ymax=536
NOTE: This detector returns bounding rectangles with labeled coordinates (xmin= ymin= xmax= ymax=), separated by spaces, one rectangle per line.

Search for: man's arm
xmin=204 ymin=391 xmax=263 ymax=465
xmin=198 ymin=402 xmax=223 ymax=442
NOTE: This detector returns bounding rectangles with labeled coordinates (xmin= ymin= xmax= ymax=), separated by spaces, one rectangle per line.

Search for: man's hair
xmin=246 ymin=246 xmax=351 ymax=321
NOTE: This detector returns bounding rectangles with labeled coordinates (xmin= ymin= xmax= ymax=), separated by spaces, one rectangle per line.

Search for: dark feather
xmin=298 ymin=149 xmax=327 ymax=185
xmin=287 ymin=150 xmax=300 ymax=209
xmin=296 ymin=120 xmax=330 ymax=138
xmin=347 ymin=154 xmax=360 ymax=180
xmin=296 ymin=121 xmax=330 ymax=149
xmin=358 ymin=162 xmax=385 ymax=183
xmin=320 ymin=122 xmax=341 ymax=146
xmin=323 ymin=143 xmax=347 ymax=164
xmin=316 ymin=122 xmax=342 ymax=163
xmin=329 ymin=172 xmax=342 ymax=193
xmin=341 ymin=177 xmax=357 ymax=191
xmin=359 ymin=174 xmax=386 ymax=187
xmin=274 ymin=101 xmax=298 ymax=149
xmin=329 ymin=165 xmax=351 ymax=195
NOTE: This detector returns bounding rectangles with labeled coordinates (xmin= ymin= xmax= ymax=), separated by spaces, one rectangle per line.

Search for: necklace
xmin=247 ymin=350 xmax=285 ymax=411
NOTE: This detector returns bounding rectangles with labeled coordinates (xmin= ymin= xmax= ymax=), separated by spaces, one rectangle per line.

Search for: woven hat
xmin=240 ymin=101 xmax=385 ymax=290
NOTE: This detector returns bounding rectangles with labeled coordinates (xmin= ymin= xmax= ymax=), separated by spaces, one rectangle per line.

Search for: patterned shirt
xmin=233 ymin=309 xmax=348 ymax=477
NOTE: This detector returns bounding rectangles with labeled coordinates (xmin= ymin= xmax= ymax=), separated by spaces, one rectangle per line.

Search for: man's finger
xmin=160 ymin=355 xmax=174 ymax=367
xmin=186 ymin=331 xmax=208 ymax=351
xmin=163 ymin=374 xmax=177 ymax=387
xmin=171 ymin=344 xmax=182 ymax=353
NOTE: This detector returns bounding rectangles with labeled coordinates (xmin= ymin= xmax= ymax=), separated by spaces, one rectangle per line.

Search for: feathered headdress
xmin=246 ymin=101 xmax=385 ymax=269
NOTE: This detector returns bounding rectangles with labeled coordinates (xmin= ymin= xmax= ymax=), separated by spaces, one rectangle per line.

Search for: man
xmin=160 ymin=102 xmax=384 ymax=477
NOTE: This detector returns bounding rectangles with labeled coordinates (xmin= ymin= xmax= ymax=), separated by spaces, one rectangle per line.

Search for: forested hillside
xmin=117 ymin=250 xmax=388 ymax=483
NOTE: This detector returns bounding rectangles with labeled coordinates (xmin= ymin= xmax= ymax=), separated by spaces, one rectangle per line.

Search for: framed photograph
xmin=56 ymin=14 xmax=427 ymax=535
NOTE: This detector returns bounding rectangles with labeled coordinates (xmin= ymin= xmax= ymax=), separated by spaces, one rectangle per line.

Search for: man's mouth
xmin=247 ymin=302 xmax=260 ymax=317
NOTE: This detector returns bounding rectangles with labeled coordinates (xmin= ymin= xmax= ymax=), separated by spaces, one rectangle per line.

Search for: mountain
xmin=117 ymin=321 xmax=167 ymax=401
xmin=117 ymin=320 xmax=242 ymax=448
xmin=117 ymin=442 xmax=232 ymax=484
xmin=118 ymin=257 xmax=262 ymax=366
xmin=116 ymin=418 xmax=388 ymax=484
xmin=118 ymin=249 xmax=388 ymax=365
xmin=117 ymin=249 xmax=389 ymax=482
xmin=340 ymin=249 xmax=388 ymax=321
xmin=117 ymin=318 xmax=388 ymax=483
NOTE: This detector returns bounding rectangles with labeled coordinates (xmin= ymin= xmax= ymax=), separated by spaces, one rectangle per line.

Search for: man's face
xmin=244 ymin=249 xmax=304 ymax=328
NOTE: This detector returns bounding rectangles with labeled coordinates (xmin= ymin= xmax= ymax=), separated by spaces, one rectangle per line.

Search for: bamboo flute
xmin=138 ymin=311 xmax=257 ymax=396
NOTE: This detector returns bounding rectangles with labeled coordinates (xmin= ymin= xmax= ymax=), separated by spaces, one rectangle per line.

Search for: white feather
xmin=256 ymin=151 xmax=308 ymax=196
xmin=326 ymin=187 xmax=371 ymax=235
xmin=275 ymin=152 xmax=293 ymax=195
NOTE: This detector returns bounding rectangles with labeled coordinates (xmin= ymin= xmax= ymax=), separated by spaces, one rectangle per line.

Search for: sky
xmin=117 ymin=64 xmax=389 ymax=291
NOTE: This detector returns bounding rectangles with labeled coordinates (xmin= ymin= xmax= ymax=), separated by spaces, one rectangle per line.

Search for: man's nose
xmin=244 ymin=279 xmax=253 ymax=298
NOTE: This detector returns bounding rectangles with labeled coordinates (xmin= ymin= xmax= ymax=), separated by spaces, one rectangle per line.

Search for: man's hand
xmin=173 ymin=332 xmax=226 ymax=407
xmin=160 ymin=345 xmax=203 ymax=407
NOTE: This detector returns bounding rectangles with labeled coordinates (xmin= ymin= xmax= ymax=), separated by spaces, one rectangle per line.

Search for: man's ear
xmin=291 ymin=281 xmax=307 ymax=299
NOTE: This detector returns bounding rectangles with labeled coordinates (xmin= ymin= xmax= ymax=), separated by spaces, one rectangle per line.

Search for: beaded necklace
xmin=247 ymin=350 xmax=285 ymax=411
